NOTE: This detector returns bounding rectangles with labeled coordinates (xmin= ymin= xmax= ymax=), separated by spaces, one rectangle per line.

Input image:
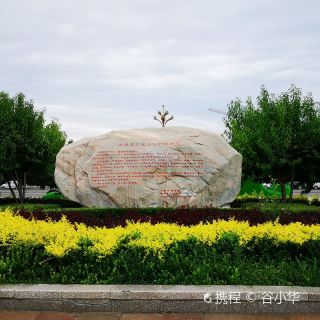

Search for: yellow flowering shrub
xmin=0 ymin=209 xmax=80 ymax=256
xmin=1 ymin=209 xmax=320 ymax=258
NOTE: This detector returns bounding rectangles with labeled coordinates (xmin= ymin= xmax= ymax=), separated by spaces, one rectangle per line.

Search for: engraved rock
xmin=55 ymin=127 xmax=242 ymax=208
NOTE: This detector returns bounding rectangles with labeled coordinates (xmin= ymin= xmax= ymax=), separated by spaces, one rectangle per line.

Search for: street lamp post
xmin=208 ymin=108 xmax=227 ymax=116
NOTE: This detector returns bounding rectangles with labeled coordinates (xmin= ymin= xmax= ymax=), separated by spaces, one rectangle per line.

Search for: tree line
xmin=0 ymin=92 xmax=66 ymax=203
xmin=1 ymin=86 xmax=319 ymax=204
xmin=224 ymin=85 xmax=320 ymax=202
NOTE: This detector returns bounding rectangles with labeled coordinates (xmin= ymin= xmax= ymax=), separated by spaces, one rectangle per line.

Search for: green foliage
xmin=311 ymin=196 xmax=320 ymax=206
xmin=0 ymin=197 xmax=81 ymax=208
xmin=224 ymin=85 xmax=320 ymax=202
xmin=239 ymin=179 xmax=291 ymax=198
xmin=0 ymin=91 xmax=67 ymax=201
xmin=0 ymin=92 xmax=45 ymax=177
xmin=41 ymin=191 xmax=66 ymax=200
xmin=234 ymin=192 xmax=315 ymax=205
xmin=0 ymin=203 xmax=61 ymax=211
xmin=241 ymin=202 xmax=319 ymax=213
xmin=290 ymin=194 xmax=310 ymax=205
xmin=29 ymin=121 xmax=67 ymax=188
xmin=1 ymin=237 xmax=320 ymax=285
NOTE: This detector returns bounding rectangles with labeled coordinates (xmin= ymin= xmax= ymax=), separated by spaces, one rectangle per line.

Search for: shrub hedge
xmin=2 ymin=239 xmax=320 ymax=285
xmin=1 ymin=209 xmax=320 ymax=285
xmin=15 ymin=206 xmax=320 ymax=228
xmin=231 ymin=193 xmax=319 ymax=207
xmin=1 ymin=193 xmax=317 ymax=209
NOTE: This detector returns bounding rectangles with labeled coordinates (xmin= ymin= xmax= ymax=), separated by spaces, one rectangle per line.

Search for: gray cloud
xmin=1 ymin=0 xmax=319 ymax=140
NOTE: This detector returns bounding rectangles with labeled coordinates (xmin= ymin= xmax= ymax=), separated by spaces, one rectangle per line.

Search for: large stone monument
xmin=55 ymin=127 xmax=242 ymax=208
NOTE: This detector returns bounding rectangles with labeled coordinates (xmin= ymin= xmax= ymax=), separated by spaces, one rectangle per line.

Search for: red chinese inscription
xmin=91 ymin=147 xmax=204 ymax=187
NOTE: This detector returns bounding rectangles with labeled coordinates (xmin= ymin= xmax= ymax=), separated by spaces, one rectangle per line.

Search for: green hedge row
xmin=1 ymin=236 xmax=320 ymax=285
xmin=1 ymin=193 xmax=318 ymax=209
xmin=231 ymin=194 xmax=319 ymax=207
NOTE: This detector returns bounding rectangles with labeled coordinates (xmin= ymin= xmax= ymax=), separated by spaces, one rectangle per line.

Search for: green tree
xmin=0 ymin=92 xmax=66 ymax=202
xmin=28 ymin=120 xmax=67 ymax=189
xmin=224 ymin=85 xmax=320 ymax=202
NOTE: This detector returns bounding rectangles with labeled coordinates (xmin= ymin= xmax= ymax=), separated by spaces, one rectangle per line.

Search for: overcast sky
xmin=1 ymin=0 xmax=320 ymax=140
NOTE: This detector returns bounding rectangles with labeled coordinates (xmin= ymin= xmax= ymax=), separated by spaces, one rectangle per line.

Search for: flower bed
xmin=1 ymin=209 xmax=320 ymax=285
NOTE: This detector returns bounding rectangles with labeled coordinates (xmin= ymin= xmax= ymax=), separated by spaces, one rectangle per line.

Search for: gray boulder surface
xmin=55 ymin=127 xmax=242 ymax=208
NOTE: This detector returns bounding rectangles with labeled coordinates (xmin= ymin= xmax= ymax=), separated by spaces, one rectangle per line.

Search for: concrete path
xmin=0 ymin=312 xmax=320 ymax=319
xmin=1 ymin=285 xmax=320 ymax=314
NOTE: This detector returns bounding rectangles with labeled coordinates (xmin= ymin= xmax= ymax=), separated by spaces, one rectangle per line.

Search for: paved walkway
xmin=0 ymin=313 xmax=320 ymax=319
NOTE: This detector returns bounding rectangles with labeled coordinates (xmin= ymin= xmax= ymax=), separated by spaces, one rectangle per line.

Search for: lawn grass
xmin=242 ymin=202 xmax=320 ymax=213
xmin=0 ymin=203 xmax=61 ymax=211
xmin=0 ymin=201 xmax=319 ymax=214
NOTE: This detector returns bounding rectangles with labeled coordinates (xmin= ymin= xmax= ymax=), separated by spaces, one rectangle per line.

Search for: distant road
xmin=0 ymin=186 xmax=319 ymax=199
xmin=293 ymin=189 xmax=320 ymax=197
xmin=0 ymin=187 xmax=50 ymax=199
